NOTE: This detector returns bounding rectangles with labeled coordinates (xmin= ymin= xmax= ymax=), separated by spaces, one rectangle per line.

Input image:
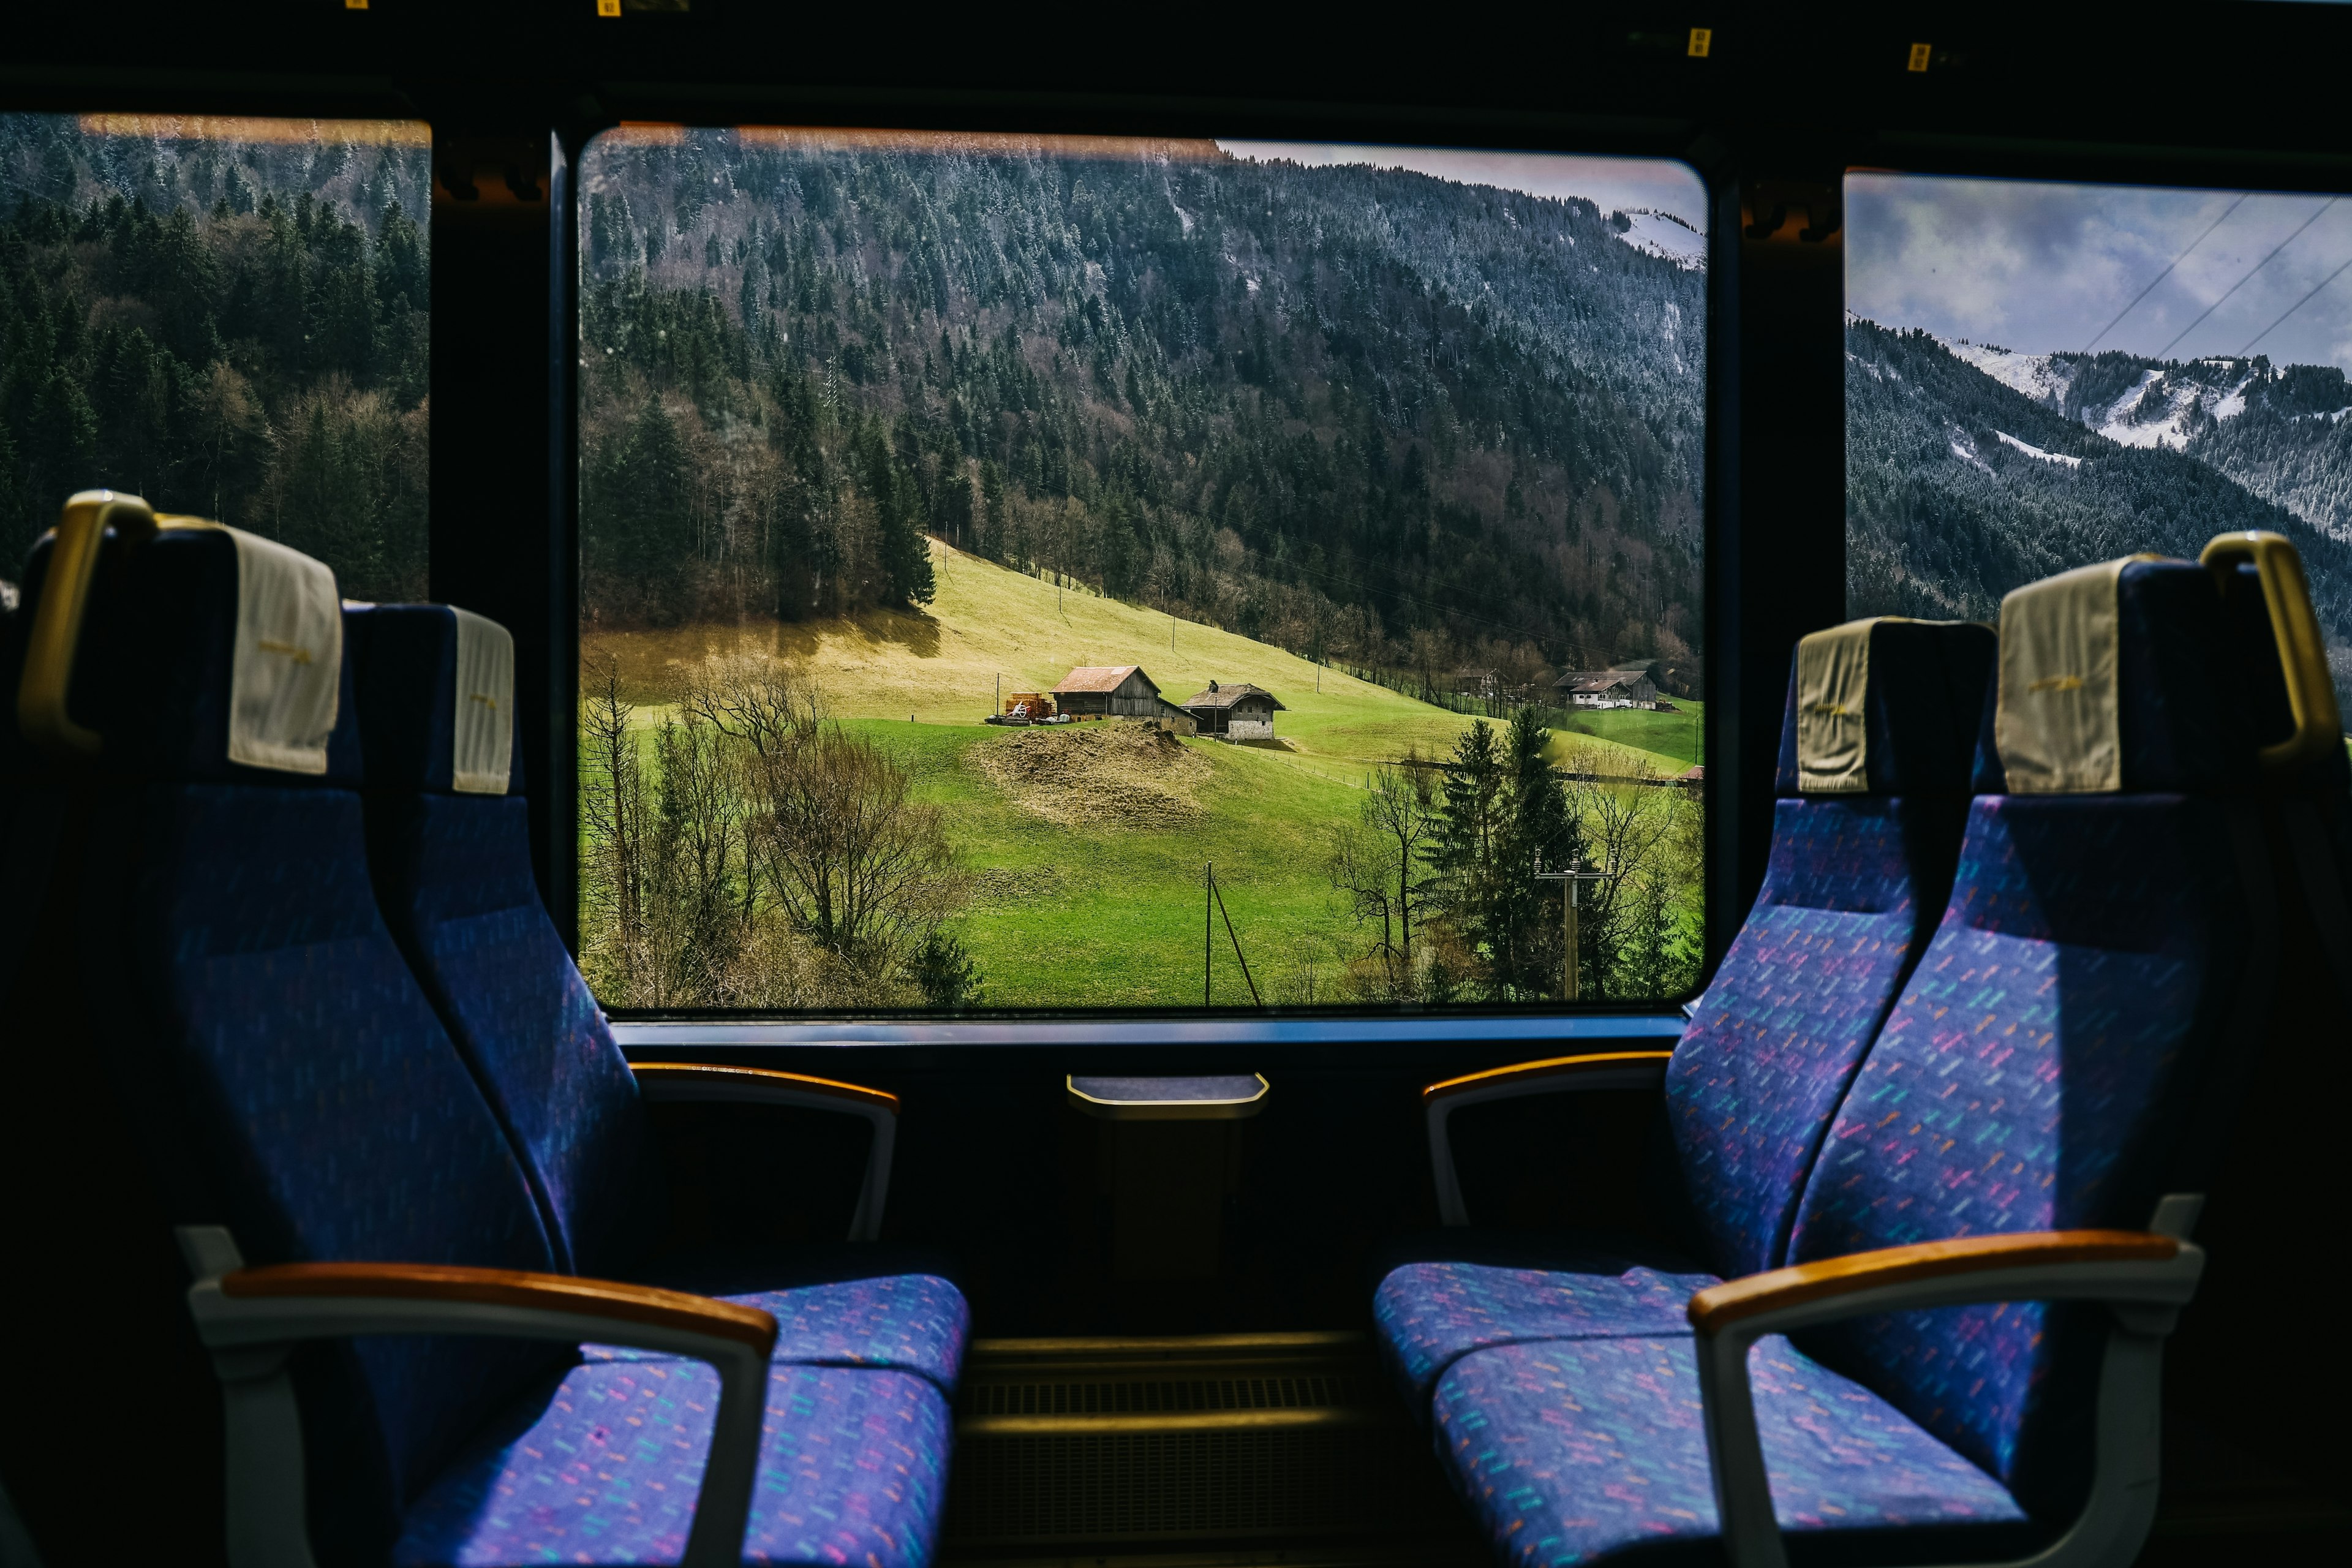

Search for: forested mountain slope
xmin=579 ymin=132 xmax=1706 ymax=687
xmin=0 ymin=116 xmax=432 ymax=597
xmin=1846 ymin=320 xmax=2352 ymax=668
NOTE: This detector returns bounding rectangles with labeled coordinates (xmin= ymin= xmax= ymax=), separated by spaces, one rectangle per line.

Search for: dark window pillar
xmin=429 ymin=127 xmax=579 ymax=946
xmin=1706 ymin=170 xmax=1847 ymax=965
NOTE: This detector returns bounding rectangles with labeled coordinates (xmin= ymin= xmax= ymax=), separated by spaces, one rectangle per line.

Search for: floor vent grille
xmin=964 ymin=1373 xmax=1365 ymax=1418
xmin=940 ymin=1335 xmax=1477 ymax=1558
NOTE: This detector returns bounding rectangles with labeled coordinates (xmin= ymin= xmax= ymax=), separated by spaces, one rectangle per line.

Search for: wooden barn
xmin=1182 ymin=680 xmax=1286 ymax=739
xmin=1052 ymin=665 xmax=1187 ymax=719
xmin=1556 ymin=669 xmax=1660 ymax=709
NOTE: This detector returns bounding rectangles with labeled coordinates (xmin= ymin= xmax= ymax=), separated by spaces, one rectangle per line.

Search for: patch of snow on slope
xmin=1949 ymin=432 xmax=1993 ymax=475
xmin=1996 ymin=431 xmax=2082 ymax=468
xmin=1942 ymin=340 xmax=2077 ymax=406
xmin=2083 ymin=369 xmax=2260 ymax=451
xmin=1612 ymin=209 xmax=1707 ymax=270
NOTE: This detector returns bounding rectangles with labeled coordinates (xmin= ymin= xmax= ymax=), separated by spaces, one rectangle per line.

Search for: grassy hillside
xmin=830 ymin=718 xmax=1362 ymax=1006
xmin=581 ymin=541 xmax=1700 ymax=1010
xmin=585 ymin=538 xmax=1690 ymax=781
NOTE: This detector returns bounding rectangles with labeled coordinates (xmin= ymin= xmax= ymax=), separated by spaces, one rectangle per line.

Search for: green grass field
xmin=582 ymin=540 xmax=1702 ymax=1006
xmin=835 ymin=718 xmax=1362 ymax=1006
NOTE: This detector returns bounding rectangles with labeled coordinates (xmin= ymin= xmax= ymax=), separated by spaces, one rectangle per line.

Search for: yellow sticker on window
xmin=1688 ymin=28 xmax=1713 ymax=58
xmin=1908 ymin=42 xmax=1932 ymax=72
xmin=598 ymin=0 xmax=622 ymax=14
xmin=344 ymin=0 xmax=368 ymax=9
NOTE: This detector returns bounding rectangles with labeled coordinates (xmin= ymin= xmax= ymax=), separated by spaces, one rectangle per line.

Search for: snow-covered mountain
xmin=1610 ymin=208 xmax=1706 ymax=270
xmin=1932 ymin=335 xmax=2352 ymax=541
xmin=1848 ymin=317 xmax=2352 ymax=707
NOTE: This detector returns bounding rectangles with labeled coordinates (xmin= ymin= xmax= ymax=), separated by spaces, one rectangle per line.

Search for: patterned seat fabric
xmin=345 ymin=605 xmax=968 ymax=1396
xmin=1376 ymin=620 xmax=1995 ymax=1412
xmin=49 ymin=542 xmax=956 ymax=1566
xmin=1430 ymin=560 xmax=2274 ymax=1559
xmin=1782 ymin=560 xmax=2276 ymax=1521
xmin=1433 ymin=1337 xmax=2043 ymax=1568
xmin=396 ymin=1363 xmax=950 ymax=1568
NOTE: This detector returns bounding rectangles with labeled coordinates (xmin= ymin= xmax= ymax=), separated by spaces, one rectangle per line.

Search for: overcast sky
xmin=1847 ymin=172 xmax=2352 ymax=371
xmin=1216 ymin=141 xmax=1707 ymax=232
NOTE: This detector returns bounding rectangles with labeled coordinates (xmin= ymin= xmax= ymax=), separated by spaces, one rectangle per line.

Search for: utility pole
xmin=1534 ymin=852 xmax=1607 ymax=1000
xmin=1205 ymin=862 xmax=1214 ymax=1006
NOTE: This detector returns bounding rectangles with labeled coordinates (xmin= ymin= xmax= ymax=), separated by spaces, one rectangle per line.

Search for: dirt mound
xmin=971 ymin=722 xmax=1212 ymax=830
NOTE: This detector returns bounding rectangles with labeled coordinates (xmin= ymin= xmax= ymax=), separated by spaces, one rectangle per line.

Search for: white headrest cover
xmin=226 ymin=527 xmax=341 ymax=775
xmin=1795 ymin=618 xmax=1877 ymax=793
xmin=1996 ymin=557 xmax=2142 ymax=795
xmin=451 ymin=606 xmax=514 ymax=795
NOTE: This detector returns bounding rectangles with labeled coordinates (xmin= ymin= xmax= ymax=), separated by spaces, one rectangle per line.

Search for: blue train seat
xmin=342 ymin=601 xmax=967 ymax=1391
xmin=2164 ymin=536 xmax=2352 ymax=1491
xmin=1428 ymin=555 xmax=2263 ymax=1566
xmin=13 ymin=500 xmax=956 ymax=1567
xmin=1375 ymin=617 xmax=1995 ymax=1416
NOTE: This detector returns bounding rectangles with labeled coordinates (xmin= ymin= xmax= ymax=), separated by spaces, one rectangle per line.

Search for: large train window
xmin=0 ymin=113 xmax=432 ymax=599
xmin=576 ymin=128 xmax=1706 ymax=1012
xmin=1847 ymin=170 xmax=2352 ymax=715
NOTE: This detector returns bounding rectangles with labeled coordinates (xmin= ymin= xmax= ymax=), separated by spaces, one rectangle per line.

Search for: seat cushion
xmin=1433 ymin=1337 xmax=2041 ymax=1567
xmin=395 ymin=1360 xmax=951 ymax=1567
xmin=1373 ymin=1232 xmax=1720 ymax=1410
xmin=586 ymin=1245 xmax=970 ymax=1396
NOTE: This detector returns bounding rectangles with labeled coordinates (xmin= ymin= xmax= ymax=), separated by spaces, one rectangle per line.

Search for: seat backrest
xmin=346 ymin=601 xmax=662 ymax=1278
xmin=1785 ymin=556 xmax=2277 ymax=1519
xmin=34 ymin=524 xmax=568 ymax=1563
xmin=1665 ymin=617 xmax=1995 ymax=1279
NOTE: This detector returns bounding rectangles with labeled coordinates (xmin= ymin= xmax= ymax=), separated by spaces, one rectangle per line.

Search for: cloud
xmin=1847 ymin=172 xmax=2352 ymax=370
xmin=1216 ymin=141 xmax=1706 ymax=232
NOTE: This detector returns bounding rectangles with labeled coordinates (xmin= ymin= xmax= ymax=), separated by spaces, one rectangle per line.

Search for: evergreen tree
xmin=1499 ymin=705 xmax=1580 ymax=998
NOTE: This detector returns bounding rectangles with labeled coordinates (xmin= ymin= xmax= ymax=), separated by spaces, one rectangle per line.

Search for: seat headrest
xmin=1774 ymin=617 xmax=1996 ymax=796
xmin=23 ymin=524 xmax=360 ymax=785
xmin=1980 ymin=556 xmax=2258 ymax=795
xmin=345 ymin=603 xmax=519 ymax=796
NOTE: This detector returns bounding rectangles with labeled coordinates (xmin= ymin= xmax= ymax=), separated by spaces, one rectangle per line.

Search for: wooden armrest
xmin=221 ymin=1262 xmax=778 ymax=1352
xmin=632 ymin=1061 xmax=899 ymax=1112
xmin=1687 ymin=1230 xmax=2180 ymax=1335
xmin=1689 ymin=1226 xmax=2201 ymax=1568
xmin=1423 ymin=1049 xmax=1674 ymax=1102
xmin=1425 ymin=1050 xmax=1675 ymax=1226
xmin=628 ymin=1063 xmax=900 ymax=1242
xmin=187 ymin=1232 xmax=774 ymax=1568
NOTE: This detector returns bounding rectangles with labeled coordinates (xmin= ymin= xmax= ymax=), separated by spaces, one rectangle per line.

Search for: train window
xmin=576 ymin=128 xmax=1707 ymax=1012
xmin=0 ymin=113 xmax=432 ymax=600
xmin=1846 ymin=170 xmax=2352 ymax=714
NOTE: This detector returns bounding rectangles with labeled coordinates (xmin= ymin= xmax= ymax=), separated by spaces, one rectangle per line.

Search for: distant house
xmin=1052 ymin=665 xmax=1189 ymax=720
xmin=1556 ymin=670 xmax=1659 ymax=709
xmin=1182 ymin=680 xmax=1287 ymax=740
xmin=1453 ymin=668 xmax=1505 ymax=701
xmin=1611 ymin=657 xmax=1697 ymax=700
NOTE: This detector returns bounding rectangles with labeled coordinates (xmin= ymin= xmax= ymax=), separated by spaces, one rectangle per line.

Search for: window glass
xmin=578 ymin=129 xmax=1706 ymax=1012
xmin=0 ymin=113 xmax=432 ymax=600
xmin=1847 ymin=172 xmax=2352 ymax=715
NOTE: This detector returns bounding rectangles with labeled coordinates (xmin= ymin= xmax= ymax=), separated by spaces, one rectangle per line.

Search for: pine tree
xmin=1499 ymin=704 xmax=1580 ymax=998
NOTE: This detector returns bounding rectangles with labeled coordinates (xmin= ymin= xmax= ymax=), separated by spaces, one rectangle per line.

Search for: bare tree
xmin=1327 ymin=751 xmax=1443 ymax=997
xmin=743 ymin=725 xmax=963 ymax=984
xmin=578 ymin=654 xmax=651 ymax=1000
xmin=1556 ymin=741 xmax=1699 ymax=999
xmin=681 ymin=650 xmax=824 ymax=756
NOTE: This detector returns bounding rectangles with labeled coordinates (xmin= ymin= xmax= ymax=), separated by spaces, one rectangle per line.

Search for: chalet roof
xmin=1181 ymin=682 xmax=1286 ymax=712
xmin=1556 ymin=670 xmax=1649 ymax=693
xmin=1054 ymin=665 xmax=1159 ymax=695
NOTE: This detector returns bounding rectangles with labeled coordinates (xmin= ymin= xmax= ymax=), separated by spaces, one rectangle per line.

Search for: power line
xmin=2238 ymin=250 xmax=2352 ymax=356
xmin=2084 ymin=191 xmax=2249 ymax=353
xmin=2157 ymin=197 xmax=2337 ymax=361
